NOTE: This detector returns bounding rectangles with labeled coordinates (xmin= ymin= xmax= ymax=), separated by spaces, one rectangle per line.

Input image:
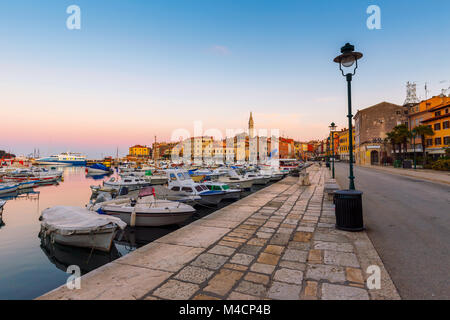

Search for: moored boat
xmin=94 ymin=193 xmax=196 ymax=227
xmin=86 ymin=163 xmax=113 ymax=174
xmin=0 ymin=183 xmax=19 ymax=195
xmin=39 ymin=206 xmax=126 ymax=252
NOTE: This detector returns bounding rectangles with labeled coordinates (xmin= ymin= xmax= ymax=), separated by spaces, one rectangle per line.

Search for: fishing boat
xmin=86 ymin=163 xmax=113 ymax=174
xmin=94 ymin=189 xmax=196 ymax=227
xmin=103 ymin=176 xmax=150 ymax=191
xmin=35 ymin=152 xmax=86 ymax=166
xmin=0 ymin=183 xmax=19 ymax=195
xmin=166 ymin=169 xmax=226 ymax=206
xmin=39 ymin=206 xmax=126 ymax=252
xmin=202 ymin=181 xmax=241 ymax=200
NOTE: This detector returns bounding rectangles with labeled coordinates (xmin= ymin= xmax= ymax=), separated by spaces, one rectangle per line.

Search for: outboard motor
xmin=130 ymin=199 xmax=137 ymax=207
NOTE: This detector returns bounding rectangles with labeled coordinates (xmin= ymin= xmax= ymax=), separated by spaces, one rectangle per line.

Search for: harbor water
xmin=0 ymin=166 xmax=273 ymax=299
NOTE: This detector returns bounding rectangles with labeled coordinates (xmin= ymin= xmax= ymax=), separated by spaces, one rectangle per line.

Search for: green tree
xmin=385 ymin=130 xmax=400 ymax=160
xmin=394 ymin=124 xmax=412 ymax=160
xmin=412 ymin=125 xmax=435 ymax=166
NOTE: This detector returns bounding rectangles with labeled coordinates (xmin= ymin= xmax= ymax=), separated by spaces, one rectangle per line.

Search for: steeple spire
xmin=249 ymin=111 xmax=255 ymax=137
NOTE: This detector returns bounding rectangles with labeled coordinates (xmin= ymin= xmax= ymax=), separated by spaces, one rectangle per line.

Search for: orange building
xmin=408 ymin=94 xmax=450 ymax=153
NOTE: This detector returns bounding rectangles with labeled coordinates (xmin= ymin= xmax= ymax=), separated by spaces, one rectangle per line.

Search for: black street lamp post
xmin=332 ymin=43 xmax=364 ymax=232
xmin=333 ymin=43 xmax=362 ymax=190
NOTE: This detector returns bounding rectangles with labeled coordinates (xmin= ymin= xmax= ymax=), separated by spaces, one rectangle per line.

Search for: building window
xmin=426 ymin=139 xmax=433 ymax=146
xmin=434 ymin=123 xmax=441 ymax=131
xmin=435 ymin=111 xmax=441 ymax=117
xmin=435 ymin=138 xmax=442 ymax=145
xmin=443 ymin=121 xmax=449 ymax=129
xmin=444 ymin=136 xmax=450 ymax=145
xmin=446 ymin=108 xmax=449 ymax=114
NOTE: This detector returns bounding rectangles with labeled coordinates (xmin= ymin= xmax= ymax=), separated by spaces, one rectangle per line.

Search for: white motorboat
xmin=103 ymin=176 xmax=150 ymax=191
xmin=0 ymin=183 xmax=19 ymax=195
xmin=39 ymin=206 xmax=126 ymax=252
xmin=202 ymin=181 xmax=241 ymax=200
xmin=244 ymin=172 xmax=270 ymax=185
xmin=119 ymin=171 xmax=168 ymax=185
xmin=260 ymin=167 xmax=284 ymax=181
xmin=166 ymin=169 xmax=226 ymax=206
xmin=94 ymin=194 xmax=196 ymax=227
xmin=217 ymin=169 xmax=254 ymax=190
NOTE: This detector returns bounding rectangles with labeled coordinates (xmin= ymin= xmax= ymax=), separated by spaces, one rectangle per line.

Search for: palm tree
xmin=412 ymin=125 xmax=435 ymax=166
xmin=385 ymin=130 xmax=400 ymax=160
xmin=394 ymin=124 xmax=412 ymax=160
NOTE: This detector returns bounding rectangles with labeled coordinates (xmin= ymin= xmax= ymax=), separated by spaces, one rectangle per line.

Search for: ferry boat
xmin=35 ymin=152 xmax=86 ymax=166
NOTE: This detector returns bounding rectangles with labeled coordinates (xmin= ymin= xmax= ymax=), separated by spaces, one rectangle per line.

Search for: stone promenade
xmin=38 ymin=164 xmax=400 ymax=300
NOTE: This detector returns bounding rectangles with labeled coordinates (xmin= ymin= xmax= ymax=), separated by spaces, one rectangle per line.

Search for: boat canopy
xmin=41 ymin=206 xmax=126 ymax=235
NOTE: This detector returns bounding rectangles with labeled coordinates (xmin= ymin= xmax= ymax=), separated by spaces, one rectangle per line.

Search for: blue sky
xmin=1 ymin=0 xmax=450 ymax=158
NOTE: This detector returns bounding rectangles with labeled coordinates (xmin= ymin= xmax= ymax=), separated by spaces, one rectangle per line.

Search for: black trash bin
xmin=402 ymin=160 xmax=412 ymax=169
xmin=334 ymin=190 xmax=364 ymax=232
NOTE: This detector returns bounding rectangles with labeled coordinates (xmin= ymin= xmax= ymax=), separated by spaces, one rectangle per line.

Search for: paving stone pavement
xmin=38 ymin=165 xmax=400 ymax=300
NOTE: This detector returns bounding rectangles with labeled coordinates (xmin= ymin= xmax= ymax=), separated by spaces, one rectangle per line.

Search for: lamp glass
xmin=340 ymin=54 xmax=356 ymax=67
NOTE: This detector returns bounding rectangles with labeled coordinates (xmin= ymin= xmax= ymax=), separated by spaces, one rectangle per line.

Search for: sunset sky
xmin=1 ymin=0 xmax=450 ymax=158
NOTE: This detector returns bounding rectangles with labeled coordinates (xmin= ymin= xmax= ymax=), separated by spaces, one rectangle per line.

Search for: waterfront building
xmin=354 ymin=102 xmax=408 ymax=165
xmin=129 ymin=145 xmax=151 ymax=159
xmin=408 ymin=94 xmax=450 ymax=157
xmin=337 ymin=127 xmax=355 ymax=161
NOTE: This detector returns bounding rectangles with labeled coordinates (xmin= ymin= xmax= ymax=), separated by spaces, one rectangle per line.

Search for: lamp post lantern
xmin=329 ymin=122 xmax=337 ymax=179
xmin=333 ymin=43 xmax=363 ymax=190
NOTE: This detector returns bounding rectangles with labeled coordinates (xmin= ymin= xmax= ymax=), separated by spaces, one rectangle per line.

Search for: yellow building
xmin=338 ymin=127 xmax=355 ymax=161
xmin=129 ymin=145 xmax=150 ymax=158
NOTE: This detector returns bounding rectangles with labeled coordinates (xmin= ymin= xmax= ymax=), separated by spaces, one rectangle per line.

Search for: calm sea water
xmin=0 ymin=166 xmax=269 ymax=300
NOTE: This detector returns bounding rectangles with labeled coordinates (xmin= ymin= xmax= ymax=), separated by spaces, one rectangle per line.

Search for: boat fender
xmin=130 ymin=208 xmax=137 ymax=227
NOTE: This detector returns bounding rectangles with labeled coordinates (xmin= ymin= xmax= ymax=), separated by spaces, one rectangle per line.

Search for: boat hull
xmin=198 ymin=193 xmax=225 ymax=206
xmin=0 ymin=185 xmax=19 ymax=195
xmin=87 ymin=168 xmax=111 ymax=174
xmin=149 ymin=177 xmax=168 ymax=185
xmin=48 ymin=227 xmax=117 ymax=252
xmin=102 ymin=210 xmax=194 ymax=227
xmin=223 ymin=190 xmax=241 ymax=200
xmin=251 ymin=177 xmax=270 ymax=185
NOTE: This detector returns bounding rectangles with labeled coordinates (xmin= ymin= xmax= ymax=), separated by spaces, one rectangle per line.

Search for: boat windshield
xmin=222 ymin=185 xmax=230 ymax=190
xmin=183 ymin=173 xmax=191 ymax=180
xmin=177 ymin=173 xmax=185 ymax=181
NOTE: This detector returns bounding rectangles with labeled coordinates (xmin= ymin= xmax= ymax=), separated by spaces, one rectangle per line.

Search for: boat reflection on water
xmin=39 ymin=234 xmax=122 ymax=274
xmin=115 ymin=226 xmax=179 ymax=251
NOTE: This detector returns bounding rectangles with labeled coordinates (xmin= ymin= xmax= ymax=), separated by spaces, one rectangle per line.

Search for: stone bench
xmin=324 ymin=183 xmax=340 ymax=201
xmin=298 ymin=171 xmax=310 ymax=186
